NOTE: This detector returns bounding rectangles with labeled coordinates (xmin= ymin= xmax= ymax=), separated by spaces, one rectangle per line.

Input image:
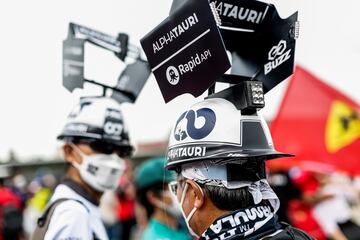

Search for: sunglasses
xmin=72 ymin=139 xmax=129 ymax=157
xmin=89 ymin=141 xmax=119 ymax=154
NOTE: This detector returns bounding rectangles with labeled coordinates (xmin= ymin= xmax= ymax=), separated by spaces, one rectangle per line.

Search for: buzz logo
xmin=104 ymin=121 xmax=123 ymax=136
xmin=104 ymin=108 xmax=124 ymax=137
xmin=174 ymin=108 xmax=216 ymax=141
xmin=264 ymin=40 xmax=291 ymax=75
xmin=166 ymin=66 xmax=180 ymax=85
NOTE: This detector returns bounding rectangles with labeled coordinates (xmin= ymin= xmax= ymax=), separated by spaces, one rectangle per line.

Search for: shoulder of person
xmin=44 ymin=199 xmax=92 ymax=240
xmin=141 ymin=225 xmax=166 ymax=240
xmin=264 ymin=222 xmax=315 ymax=240
xmin=53 ymin=198 xmax=90 ymax=215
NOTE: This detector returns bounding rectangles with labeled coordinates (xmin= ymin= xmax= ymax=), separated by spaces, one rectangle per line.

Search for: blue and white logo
xmin=174 ymin=108 xmax=216 ymax=141
xmin=68 ymin=101 xmax=92 ymax=118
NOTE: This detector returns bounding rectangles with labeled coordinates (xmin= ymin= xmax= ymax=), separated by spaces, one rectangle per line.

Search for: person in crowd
xmin=268 ymin=169 xmax=301 ymax=223
xmin=115 ymin=160 xmax=136 ymax=240
xmin=0 ymin=165 xmax=23 ymax=240
xmin=312 ymin=172 xmax=360 ymax=240
xmin=23 ymin=173 xmax=56 ymax=236
xmin=99 ymin=190 xmax=119 ymax=240
xmin=287 ymin=168 xmax=327 ymax=240
xmin=31 ymin=97 xmax=134 ymax=240
xmin=166 ymin=98 xmax=314 ymax=239
xmin=11 ymin=174 xmax=29 ymax=209
xmin=134 ymin=157 xmax=192 ymax=240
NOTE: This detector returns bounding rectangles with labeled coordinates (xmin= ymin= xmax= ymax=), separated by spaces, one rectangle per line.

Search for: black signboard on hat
xmin=141 ymin=0 xmax=230 ymax=103
xmin=111 ymin=60 xmax=151 ymax=103
xmin=171 ymin=0 xmax=299 ymax=93
xmin=62 ymin=22 xmax=148 ymax=100
xmin=62 ymin=38 xmax=85 ymax=92
xmin=219 ymin=0 xmax=298 ymax=92
xmin=69 ymin=22 xmax=129 ymax=61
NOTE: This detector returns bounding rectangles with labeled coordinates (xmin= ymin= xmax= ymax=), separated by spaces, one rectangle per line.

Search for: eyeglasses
xmin=168 ymin=178 xmax=188 ymax=196
xmin=168 ymin=181 xmax=178 ymax=196
xmin=88 ymin=141 xmax=119 ymax=155
xmin=72 ymin=139 xmax=129 ymax=157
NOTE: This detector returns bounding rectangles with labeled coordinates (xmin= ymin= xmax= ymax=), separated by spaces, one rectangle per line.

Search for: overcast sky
xmin=0 ymin=0 xmax=359 ymax=161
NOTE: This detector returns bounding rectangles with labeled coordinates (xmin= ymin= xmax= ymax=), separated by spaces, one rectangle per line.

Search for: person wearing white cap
xmin=167 ymin=98 xmax=314 ymax=240
xmin=31 ymin=97 xmax=134 ymax=240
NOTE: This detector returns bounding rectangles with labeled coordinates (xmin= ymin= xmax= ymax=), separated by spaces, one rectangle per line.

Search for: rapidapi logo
xmin=166 ymin=66 xmax=180 ymax=85
xmin=264 ymin=40 xmax=291 ymax=75
xmin=174 ymin=108 xmax=216 ymax=141
xmin=165 ymin=49 xmax=212 ymax=86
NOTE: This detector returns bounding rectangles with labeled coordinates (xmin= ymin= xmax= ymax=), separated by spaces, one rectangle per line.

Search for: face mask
xmin=71 ymin=144 xmax=125 ymax=192
xmin=177 ymin=182 xmax=201 ymax=238
xmin=154 ymin=191 xmax=182 ymax=217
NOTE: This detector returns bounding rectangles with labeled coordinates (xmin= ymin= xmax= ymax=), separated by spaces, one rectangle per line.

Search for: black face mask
xmin=200 ymin=202 xmax=281 ymax=240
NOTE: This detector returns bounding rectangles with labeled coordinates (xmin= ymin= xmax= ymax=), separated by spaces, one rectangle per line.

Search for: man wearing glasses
xmin=167 ymin=98 xmax=314 ymax=240
xmin=134 ymin=157 xmax=191 ymax=240
xmin=32 ymin=97 xmax=133 ymax=240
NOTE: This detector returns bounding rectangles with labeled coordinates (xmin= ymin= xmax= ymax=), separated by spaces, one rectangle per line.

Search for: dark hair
xmin=136 ymin=182 xmax=165 ymax=219
xmin=201 ymin=184 xmax=254 ymax=211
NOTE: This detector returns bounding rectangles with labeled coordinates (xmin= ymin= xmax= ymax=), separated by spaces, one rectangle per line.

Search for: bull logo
xmin=174 ymin=108 xmax=216 ymax=141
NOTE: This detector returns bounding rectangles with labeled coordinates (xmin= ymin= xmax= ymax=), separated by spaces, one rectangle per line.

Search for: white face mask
xmin=177 ymin=182 xmax=201 ymax=238
xmin=154 ymin=191 xmax=182 ymax=217
xmin=70 ymin=144 xmax=125 ymax=192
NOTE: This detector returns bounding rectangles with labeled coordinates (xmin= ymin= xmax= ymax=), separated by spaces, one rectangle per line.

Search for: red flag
xmin=268 ymin=66 xmax=360 ymax=174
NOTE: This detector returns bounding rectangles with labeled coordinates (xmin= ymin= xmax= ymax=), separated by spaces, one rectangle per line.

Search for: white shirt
xmin=44 ymin=183 xmax=109 ymax=240
xmin=312 ymin=182 xmax=354 ymax=236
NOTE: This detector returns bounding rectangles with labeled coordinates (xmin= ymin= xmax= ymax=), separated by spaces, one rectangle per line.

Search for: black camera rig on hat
xmin=62 ymin=22 xmax=150 ymax=103
xmin=140 ymin=0 xmax=299 ymax=181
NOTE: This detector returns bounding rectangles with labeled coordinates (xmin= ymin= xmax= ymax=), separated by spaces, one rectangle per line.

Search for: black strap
xmin=33 ymin=198 xmax=98 ymax=240
xmin=37 ymin=198 xmax=71 ymax=227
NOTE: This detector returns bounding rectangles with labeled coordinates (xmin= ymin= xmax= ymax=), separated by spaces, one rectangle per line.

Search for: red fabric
xmin=0 ymin=188 xmax=21 ymax=208
xmin=288 ymin=200 xmax=326 ymax=240
xmin=0 ymin=187 xmax=21 ymax=240
xmin=117 ymin=198 xmax=135 ymax=221
xmin=268 ymin=66 xmax=360 ymax=175
xmin=285 ymin=170 xmax=326 ymax=239
xmin=291 ymin=170 xmax=320 ymax=195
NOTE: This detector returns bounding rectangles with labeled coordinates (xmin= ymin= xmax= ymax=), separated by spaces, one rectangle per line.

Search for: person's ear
xmin=146 ymin=190 xmax=160 ymax=206
xmin=63 ymin=143 xmax=80 ymax=164
xmin=186 ymin=180 xmax=204 ymax=209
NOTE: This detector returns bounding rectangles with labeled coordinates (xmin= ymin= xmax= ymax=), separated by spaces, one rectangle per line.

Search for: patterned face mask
xmin=71 ymin=144 xmax=125 ymax=192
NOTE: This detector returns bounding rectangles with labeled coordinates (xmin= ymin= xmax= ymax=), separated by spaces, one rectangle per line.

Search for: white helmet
xmin=166 ymin=98 xmax=292 ymax=170
xmin=57 ymin=97 xmax=133 ymax=157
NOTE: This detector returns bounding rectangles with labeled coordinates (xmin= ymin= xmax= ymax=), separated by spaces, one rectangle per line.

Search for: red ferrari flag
xmin=269 ymin=66 xmax=360 ymax=174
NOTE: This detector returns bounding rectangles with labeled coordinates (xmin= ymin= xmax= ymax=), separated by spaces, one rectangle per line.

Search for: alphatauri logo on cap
xmin=174 ymin=108 xmax=216 ymax=141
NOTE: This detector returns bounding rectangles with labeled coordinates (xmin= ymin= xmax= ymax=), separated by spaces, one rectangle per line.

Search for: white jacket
xmin=44 ymin=181 xmax=108 ymax=240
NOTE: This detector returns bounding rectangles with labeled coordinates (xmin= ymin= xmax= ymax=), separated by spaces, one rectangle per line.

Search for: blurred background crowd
xmin=0 ymin=0 xmax=359 ymax=239
xmin=2 ymin=156 xmax=360 ymax=240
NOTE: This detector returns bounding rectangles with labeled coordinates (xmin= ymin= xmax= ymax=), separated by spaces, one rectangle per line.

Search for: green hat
xmin=135 ymin=157 xmax=175 ymax=190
